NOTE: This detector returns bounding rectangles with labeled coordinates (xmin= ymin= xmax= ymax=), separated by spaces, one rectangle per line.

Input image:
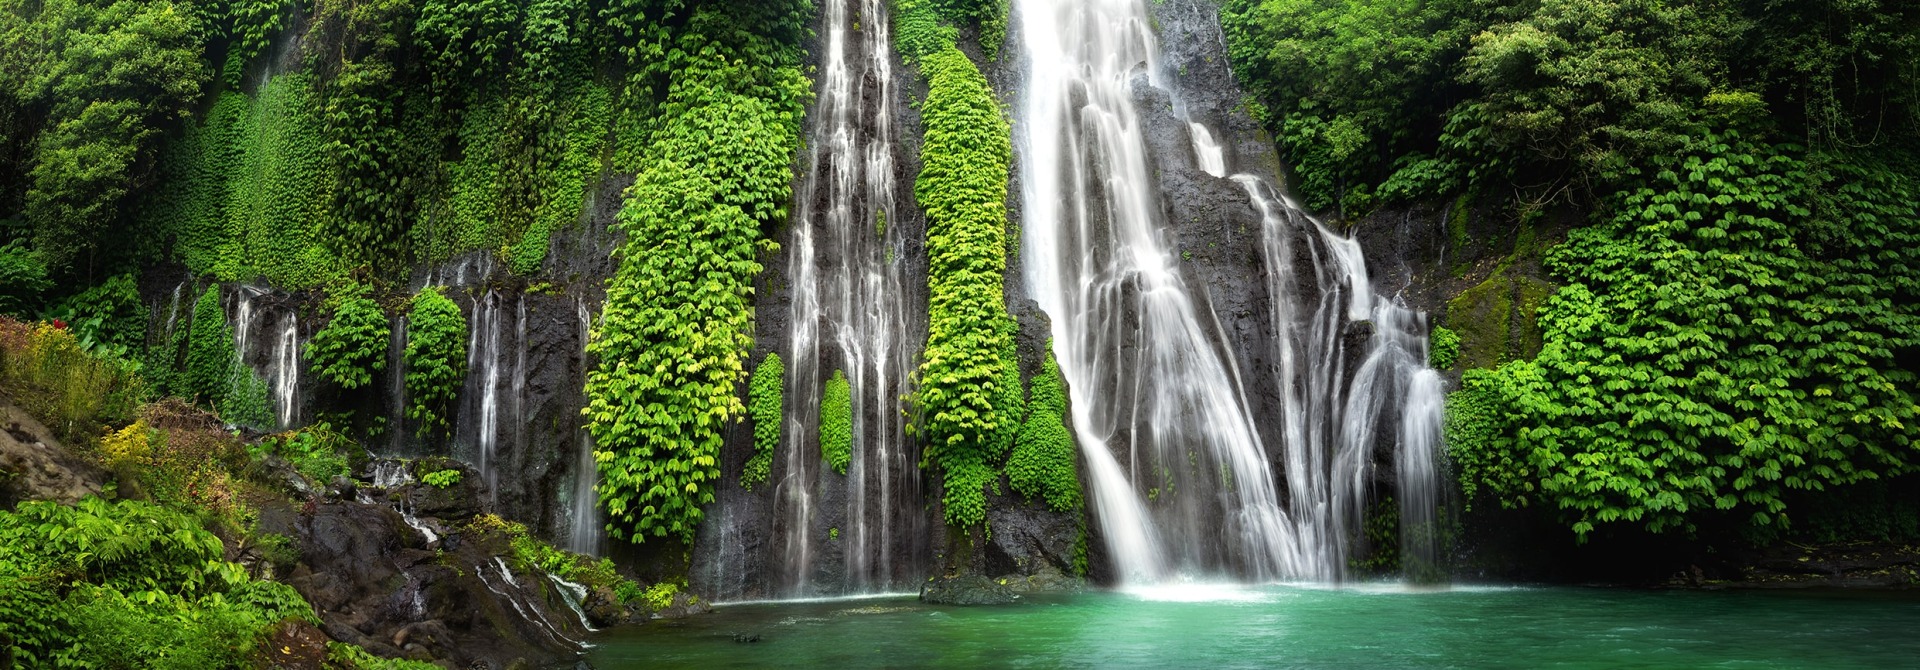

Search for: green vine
xmin=743 ymin=353 xmax=784 ymax=490
xmin=403 ymin=287 xmax=467 ymax=436
xmin=897 ymin=0 xmax=1023 ymax=529
xmin=583 ymin=3 xmax=810 ymax=545
xmin=1008 ymin=350 xmax=1081 ymax=513
xmin=306 ymin=284 xmax=391 ymax=390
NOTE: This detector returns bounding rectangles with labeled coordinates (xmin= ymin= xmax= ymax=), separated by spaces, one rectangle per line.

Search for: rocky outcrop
xmin=920 ymin=574 xmax=1020 ymax=605
xmin=260 ymin=459 xmax=608 ymax=668
xmin=0 ymin=401 xmax=106 ymax=509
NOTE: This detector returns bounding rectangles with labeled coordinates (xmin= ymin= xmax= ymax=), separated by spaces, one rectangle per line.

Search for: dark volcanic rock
xmin=920 ymin=574 xmax=1021 ymax=606
xmin=270 ymin=500 xmax=595 ymax=668
xmin=0 ymin=402 xmax=106 ymax=509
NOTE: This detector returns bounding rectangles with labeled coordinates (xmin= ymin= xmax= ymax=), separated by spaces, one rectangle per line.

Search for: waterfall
xmin=1399 ymin=369 xmax=1446 ymax=580
xmin=1015 ymin=0 xmax=1445 ymax=583
xmin=228 ymin=285 xmax=303 ymax=430
xmin=272 ymin=312 xmax=300 ymax=428
xmin=465 ymin=289 xmax=524 ymax=503
xmin=776 ymin=0 xmax=920 ymax=596
xmin=567 ymin=297 xmax=605 ymax=556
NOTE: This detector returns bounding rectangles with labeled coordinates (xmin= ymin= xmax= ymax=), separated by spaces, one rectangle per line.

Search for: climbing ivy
xmin=1452 ymin=118 xmax=1920 ymax=538
xmin=897 ymin=0 xmax=1024 ymax=529
xmin=403 ymin=287 xmax=467 ymax=436
xmin=583 ymin=4 xmax=810 ymax=545
xmin=742 ymin=353 xmax=783 ymax=491
xmin=306 ymin=284 xmax=390 ymax=390
xmin=1008 ymin=351 xmax=1082 ymax=513
xmin=183 ymin=286 xmax=234 ymax=407
xmin=1428 ymin=326 xmax=1460 ymax=370
xmin=820 ymin=369 xmax=852 ymax=475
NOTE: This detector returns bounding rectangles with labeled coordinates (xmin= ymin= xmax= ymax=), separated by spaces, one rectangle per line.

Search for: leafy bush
xmin=743 ymin=353 xmax=783 ymax=490
xmin=307 ymin=285 xmax=391 ymax=390
xmin=0 ymin=317 xmax=144 ymax=450
xmin=0 ymin=497 xmax=318 ymax=667
xmin=251 ymin=422 xmax=355 ymax=485
xmin=422 ymin=468 xmax=461 ymax=488
xmin=124 ymin=398 xmax=250 ymax=515
xmin=0 ymin=241 xmax=50 ymax=317
xmin=1008 ymin=352 xmax=1081 ymax=513
xmin=819 ymin=369 xmax=852 ymax=475
xmin=45 ymin=272 xmax=148 ymax=359
xmin=404 ymin=287 xmax=468 ymax=436
xmin=1428 ymin=326 xmax=1460 ymax=370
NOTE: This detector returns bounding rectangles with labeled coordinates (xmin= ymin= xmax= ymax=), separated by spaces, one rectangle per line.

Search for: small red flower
xmin=50 ymin=319 xmax=67 ymax=330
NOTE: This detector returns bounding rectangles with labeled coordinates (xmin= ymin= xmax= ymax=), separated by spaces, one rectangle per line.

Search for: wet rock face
xmin=268 ymin=498 xmax=599 ymax=668
xmin=0 ymin=403 xmax=106 ymax=509
xmin=920 ymin=574 xmax=1021 ymax=606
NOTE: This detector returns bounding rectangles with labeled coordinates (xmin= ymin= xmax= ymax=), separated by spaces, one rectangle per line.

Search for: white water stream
xmin=777 ymin=0 xmax=920 ymax=596
xmin=1015 ymin=0 xmax=1444 ymax=583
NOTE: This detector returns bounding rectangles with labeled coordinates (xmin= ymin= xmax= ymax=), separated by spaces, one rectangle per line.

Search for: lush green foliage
xmin=307 ymin=285 xmax=391 ymax=390
xmin=422 ymin=468 xmax=461 ymax=488
xmin=819 ymin=369 xmax=852 ymax=475
xmin=2 ymin=0 xmax=208 ymax=278
xmin=897 ymin=0 xmax=1023 ymax=529
xmin=1452 ymin=129 xmax=1919 ymax=538
xmin=1008 ymin=352 xmax=1082 ymax=513
xmin=183 ymin=286 xmax=234 ymax=405
xmin=250 ymin=422 xmax=356 ymax=485
xmin=403 ymin=287 xmax=467 ymax=436
xmin=1222 ymin=0 xmax=1920 ymax=213
xmin=45 ymin=272 xmax=147 ymax=361
xmin=0 ymin=497 xmax=316 ymax=667
xmin=1428 ymin=326 xmax=1460 ymax=370
xmin=0 ymin=241 xmax=51 ymax=316
xmin=743 ymin=353 xmax=782 ymax=490
xmin=0 ymin=317 xmax=144 ymax=450
xmin=1228 ymin=0 xmax=1920 ymax=542
xmin=583 ymin=1 xmax=810 ymax=545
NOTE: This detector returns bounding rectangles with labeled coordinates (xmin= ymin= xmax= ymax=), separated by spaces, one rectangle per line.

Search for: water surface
xmin=585 ymin=584 xmax=1920 ymax=668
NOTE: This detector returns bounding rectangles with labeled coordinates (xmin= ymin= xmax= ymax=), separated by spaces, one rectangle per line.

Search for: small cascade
xmin=386 ymin=315 xmax=408 ymax=454
xmin=361 ymin=460 xmax=440 ymax=544
xmin=1398 ymin=369 xmax=1446 ymax=579
xmin=775 ymin=0 xmax=921 ymax=597
xmin=271 ymin=311 xmax=300 ymax=428
xmin=227 ymin=285 xmax=303 ymax=430
xmin=476 ymin=560 xmax=579 ymax=648
xmin=1188 ymin=123 xmax=1227 ymax=178
xmin=463 ymin=289 xmax=524 ymax=502
xmin=566 ymin=297 xmax=605 ymax=557
xmin=547 ymin=574 xmax=600 ymax=632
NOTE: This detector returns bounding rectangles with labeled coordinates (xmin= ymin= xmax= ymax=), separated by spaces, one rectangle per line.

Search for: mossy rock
xmin=1445 ymin=270 xmax=1550 ymax=370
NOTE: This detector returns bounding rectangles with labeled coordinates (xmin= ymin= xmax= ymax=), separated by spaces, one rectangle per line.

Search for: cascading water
xmin=1015 ymin=0 xmax=1445 ymax=583
xmin=566 ymin=297 xmax=605 ymax=556
xmin=229 ymin=286 xmax=303 ymax=430
xmin=1017 ymin=0 xmax=1304 ymax=582
xmin=464 ymin=289 xmax=525 ymax=503
xmin=776 ymin=0 xmax=922 ymax=596
xmin=272 ymin=312 xmax=300 ymax=428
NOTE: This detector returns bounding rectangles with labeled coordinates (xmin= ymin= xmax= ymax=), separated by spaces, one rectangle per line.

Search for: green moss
xmin=184 ymin=287 xmax=234 ymax=407
xmin=819 ymin=369 xmax=853 ymax=475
